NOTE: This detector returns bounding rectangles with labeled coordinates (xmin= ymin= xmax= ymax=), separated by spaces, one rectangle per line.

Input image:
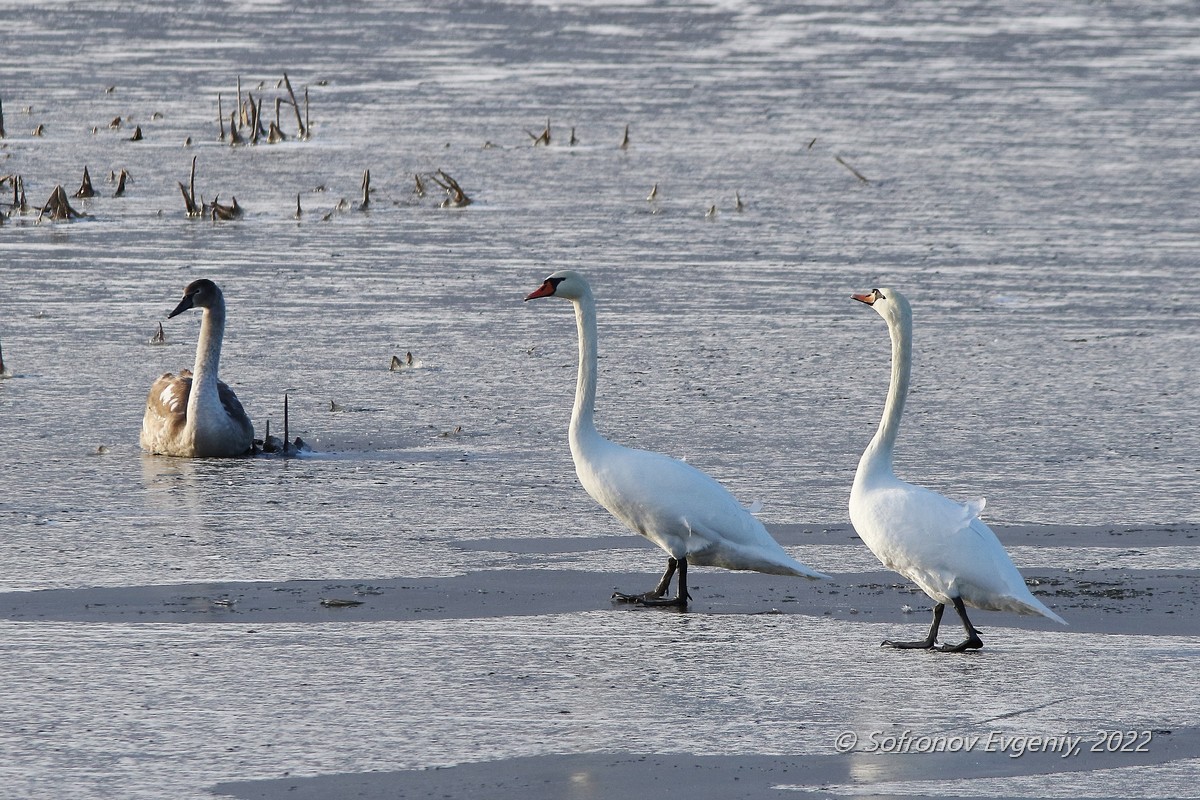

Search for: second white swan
xmin=526 ymin=270 xmax=828 ymax=607
xmin=849 ymin=287 xmax=1066 ymax=651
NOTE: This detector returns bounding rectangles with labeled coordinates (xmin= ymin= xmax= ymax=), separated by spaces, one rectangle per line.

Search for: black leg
xmin=613 ymin=557 xmax=677 ymax=602
xmin=882 ymin=603 xmax=944 ymax=649
xmin=936 ymin=597 xmax=984 ymax=652
xmin=612 ymin=557 xmax=689 ymax=608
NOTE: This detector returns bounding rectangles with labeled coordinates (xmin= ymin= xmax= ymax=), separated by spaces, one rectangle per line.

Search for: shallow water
xmin=1 ymin=1 xmax=1199 ymax=798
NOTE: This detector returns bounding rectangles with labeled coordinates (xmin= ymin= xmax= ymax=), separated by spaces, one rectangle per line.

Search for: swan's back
xmin=577 ymin=439 xmax=828 ymax=578
xmin=141 ymin=370 xmax=253 ymax=457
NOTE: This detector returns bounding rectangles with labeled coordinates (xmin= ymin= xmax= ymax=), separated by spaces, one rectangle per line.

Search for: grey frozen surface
xmin=1 ymin=0 xmax=1199 ymax=798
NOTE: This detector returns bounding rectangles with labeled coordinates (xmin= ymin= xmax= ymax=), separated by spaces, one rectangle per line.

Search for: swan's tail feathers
xmin=693 ymin=541 xmax=831 ymax=580
xmin=1029 ymin=599 xmax=1068 ymax=626
xmin=758 ymin=553 xmax=831 ymax=580
xmin=788 ymin=561 xmax=833 ymax=580
xmin=1010 ymin=592 xmax=1067 ymax=625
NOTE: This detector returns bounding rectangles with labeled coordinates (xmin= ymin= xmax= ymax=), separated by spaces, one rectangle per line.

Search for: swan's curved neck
xmin=860 ymin=308 xmax=912 ymax=479
xmin=188 ymin=300 xmax=226 ymax=417
xmin=569 ymin=291 xmax=603 ymax=451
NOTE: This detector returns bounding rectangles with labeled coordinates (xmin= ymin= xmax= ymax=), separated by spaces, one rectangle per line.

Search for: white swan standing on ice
xmin=140 ymin=279 xmax=254 ymax=457
xmin=849 ymin=287 xmax=1066 ymax=651
xmin=525 ymin=270 xmax=828 ymax=607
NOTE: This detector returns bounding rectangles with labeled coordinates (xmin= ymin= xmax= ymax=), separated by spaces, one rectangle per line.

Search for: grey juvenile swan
xmin=140 ymin=279 xmax=254 ymax=457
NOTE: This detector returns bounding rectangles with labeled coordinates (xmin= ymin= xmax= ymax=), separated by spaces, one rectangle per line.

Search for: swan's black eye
xmin=873 ymin=289 xmax=886 ymax=301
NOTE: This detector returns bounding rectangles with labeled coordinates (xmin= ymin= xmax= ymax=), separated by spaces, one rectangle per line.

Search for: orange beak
xmin=852 ymin=292 xmax=875 ymax=306
xmin=525 ymin=280 xmax=558 ymax=301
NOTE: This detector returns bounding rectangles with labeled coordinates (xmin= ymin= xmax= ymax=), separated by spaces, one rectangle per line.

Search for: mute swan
xmin=525 ymin=270 xmax=828 ymax=607
xmin=140 ymin=279 xmax=254 ymax=457
xmin=849 ymin=288 xmax=1066 ymax=651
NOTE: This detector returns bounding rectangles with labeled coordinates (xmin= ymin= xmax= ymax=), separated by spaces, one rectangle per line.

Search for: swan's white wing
xmin=960 ymin=514 xmax=1066 ymax=623
xmin=577 ymin=441 xmax=828 ymax=578
xmin=851 ymin=480 xmax=1064 ymax=622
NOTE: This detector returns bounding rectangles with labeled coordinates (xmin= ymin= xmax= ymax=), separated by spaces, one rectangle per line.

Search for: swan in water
xmin=849 ymin=288 xmax=1066 ymax=651
xmin=140 ymin=279 xmax=254 ymax=457
xmin=525 ymin=270 xmax=829 ymax=607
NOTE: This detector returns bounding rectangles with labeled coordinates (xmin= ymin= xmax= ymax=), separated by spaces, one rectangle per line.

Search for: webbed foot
xmin=612 ymin=557 xmax=689 ymax=608
xmin=936 ymin=632 xmax=984 ymax=652
xmin=881 ymin=637 xmax=937 ymax=650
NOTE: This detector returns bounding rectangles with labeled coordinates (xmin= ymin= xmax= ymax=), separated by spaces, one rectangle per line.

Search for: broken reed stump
xmin=835 ymin=155 xmax=870 ymax=184
xmin=114 ymin=169 xmax=130 ymax=197
xmin=73 ymin=166 xmax=96 ymax=198
xmin=283 ymin=73 xmax=307 ymax=139
xmin=359 ymin=170 xmax=370 ymax=209
xmin=250 ymin=94 xmax=263 ymax=144
xmin=260 ymin=394 xmax=297 ymax=454
xmin=0 ymin=96 xmax=5 ymax=138
xmin=237 ymin=76 xmax=245 ymax=125
xmin=526 ymin=117 xmax=550 ymax=146
xmin=178 ymin=156 xmax=201 ymax=216
xmin=208 ymin=195 xmax=243 ymax=221
xmin=228 ymin=111 xmax=243 ymax=145
xmin=268 ymin=98 xmax=286 ymax=143
xmin=38 ymin=185 xmax=85 ymax=221
xmin=430 ymin=169 xmax=471 ymax=207
xmin=221 ymin=74 xmax=310 ymax=144
xmin=4 ymin=174 xmax=29 ymax=213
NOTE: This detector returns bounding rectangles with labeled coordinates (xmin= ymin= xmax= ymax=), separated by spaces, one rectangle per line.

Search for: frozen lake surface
xmin=1 ymin=1 xmax=1198 ymax=798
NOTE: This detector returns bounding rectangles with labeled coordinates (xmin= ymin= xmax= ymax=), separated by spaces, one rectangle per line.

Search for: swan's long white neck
xmin=858 ymin=304 xmax=912 ymax=483
xmin=568 ymin=289 xmax=605 ymax=456
xmin=186 ymin=299 xmax=226 ymax=424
